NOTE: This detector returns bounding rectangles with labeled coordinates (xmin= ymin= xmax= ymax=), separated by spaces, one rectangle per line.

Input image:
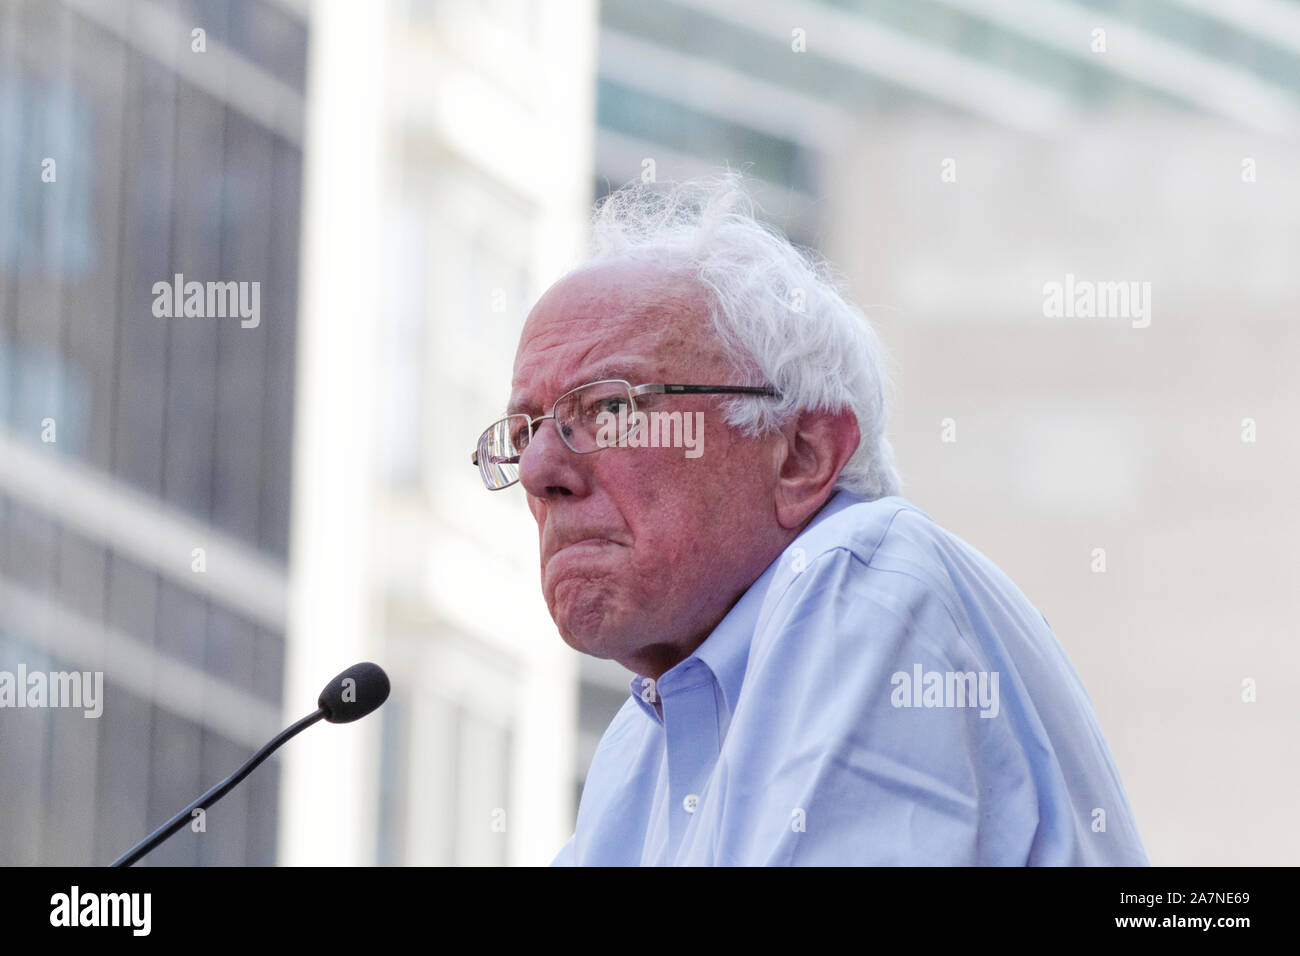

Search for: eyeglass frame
xmin=471 ymin=378 xmax=782 ymax=489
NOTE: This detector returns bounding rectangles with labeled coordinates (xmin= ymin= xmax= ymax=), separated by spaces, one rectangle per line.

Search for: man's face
xmin=508 ymin=260 xmax=784 ymax=678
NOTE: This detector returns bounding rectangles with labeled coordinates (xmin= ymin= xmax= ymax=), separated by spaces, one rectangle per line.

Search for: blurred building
xmin=281 ymin=0 xmax=595 ymax=865
xmin=0 ymin=0 xmax=307 ymax=865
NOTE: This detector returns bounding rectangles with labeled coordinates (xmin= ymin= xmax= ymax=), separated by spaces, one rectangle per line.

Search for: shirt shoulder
xmin=714 ymin=494 xmax=1148 ymax=865
xmin=779 ymin=493 xmax=925 ymax=569
xmin=755 ymin=497 xmax=979 ymax=662
xmin=759 ymin=496 xmax=1048 ymax=662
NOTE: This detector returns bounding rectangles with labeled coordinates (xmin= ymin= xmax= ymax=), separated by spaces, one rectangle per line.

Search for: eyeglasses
xmin=471 ymin=378 xmax=782 ymax=490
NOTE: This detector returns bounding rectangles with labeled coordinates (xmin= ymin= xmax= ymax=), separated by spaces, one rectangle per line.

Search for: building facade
xmin=0 ymin=0 xmax=308 ymax=865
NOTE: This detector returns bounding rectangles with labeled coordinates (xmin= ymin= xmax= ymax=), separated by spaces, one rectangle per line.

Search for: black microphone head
xmin=318 ymin=662 xmax=390 ymax=724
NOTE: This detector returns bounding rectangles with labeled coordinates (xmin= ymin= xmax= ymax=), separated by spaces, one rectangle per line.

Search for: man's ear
xmin=772 ymin=408 xmax=860 ymax=530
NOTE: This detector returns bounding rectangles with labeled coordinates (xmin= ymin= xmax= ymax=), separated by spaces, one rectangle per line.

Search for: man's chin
xmin=548 ymin=592 xmax=628 ymax=661
xmin=556 ymin=627 xmax=613 ymax=660
xmin=553 ymin=608 xmax=624 ymax=660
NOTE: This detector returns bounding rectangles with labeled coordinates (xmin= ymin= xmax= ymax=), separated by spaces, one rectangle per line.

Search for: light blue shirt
xmin=551 ymin=492 xmax=1149 ymax=866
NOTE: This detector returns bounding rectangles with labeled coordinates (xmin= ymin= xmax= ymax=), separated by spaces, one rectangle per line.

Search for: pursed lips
xmin=545 ymin=534 xmax=625 ymax=563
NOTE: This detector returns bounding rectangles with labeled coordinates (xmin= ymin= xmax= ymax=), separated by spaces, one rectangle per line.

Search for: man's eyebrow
xmin=505 ymin=392 xmax=531 ymax=417
xmin=563 ymin=362 xmax=641 ymax=391
xmin=507 ymin=362 xmax=648 ymax=415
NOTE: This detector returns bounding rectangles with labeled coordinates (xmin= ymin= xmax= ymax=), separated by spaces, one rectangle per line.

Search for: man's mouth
xmin=553 ymin=537 xmax=614 ymax=555
xmin=546 ymin=536 xmax=625 ymax=566
xmin=565 ymin=537 xmax=610 ymax=548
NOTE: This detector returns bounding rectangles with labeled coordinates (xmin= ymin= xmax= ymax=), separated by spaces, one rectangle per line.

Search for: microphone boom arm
xmin=110 ymin=707 xmax=327 ymax=867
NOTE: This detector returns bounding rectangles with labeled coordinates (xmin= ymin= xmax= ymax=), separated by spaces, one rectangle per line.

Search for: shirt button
xmin=682 ymin=794 xmax=699 ymax=813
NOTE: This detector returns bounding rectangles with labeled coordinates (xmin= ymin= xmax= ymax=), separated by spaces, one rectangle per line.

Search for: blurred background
xmin=0 ymin=0 xmax=1297 ymax=866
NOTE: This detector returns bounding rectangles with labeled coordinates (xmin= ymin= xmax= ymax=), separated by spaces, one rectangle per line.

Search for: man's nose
xmin=518 ymin=417 xmax=591 ymax=499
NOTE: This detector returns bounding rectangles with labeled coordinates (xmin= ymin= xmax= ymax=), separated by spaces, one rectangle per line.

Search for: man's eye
xmin=595 ymin=397 xmax=629 ymax=415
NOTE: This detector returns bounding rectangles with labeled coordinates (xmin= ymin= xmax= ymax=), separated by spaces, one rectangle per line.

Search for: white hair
xmin=583 ymin=171 xmax=902 ymax=500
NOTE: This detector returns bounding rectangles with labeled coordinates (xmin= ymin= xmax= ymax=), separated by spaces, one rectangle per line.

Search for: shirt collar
xmin=627 ymin=489 xmax=864 ymax=724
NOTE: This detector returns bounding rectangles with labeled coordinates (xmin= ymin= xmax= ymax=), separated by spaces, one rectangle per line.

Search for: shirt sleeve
xmin=549 ymin=832 xmax=577 ymax=866
xmin=704 ymin=545 xmax=1042 ymax=865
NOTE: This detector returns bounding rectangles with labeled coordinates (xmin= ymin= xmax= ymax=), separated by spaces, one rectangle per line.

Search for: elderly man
xmin=472 ymin=175 xmax=1148 ymax=866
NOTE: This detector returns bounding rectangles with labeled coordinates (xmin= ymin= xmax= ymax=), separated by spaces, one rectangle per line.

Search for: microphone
xmin=110 ymin=662 xmax=391 ymax=867
xmin=318 ymin=661 xmax=390 ymax=723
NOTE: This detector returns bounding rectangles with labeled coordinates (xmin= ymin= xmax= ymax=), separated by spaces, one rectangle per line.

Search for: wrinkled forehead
xmin=508 ymin=263 xmax=723 ymax=415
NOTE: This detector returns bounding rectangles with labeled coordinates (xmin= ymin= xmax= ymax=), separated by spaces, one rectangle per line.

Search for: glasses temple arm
xmin=633 ymin=384 xmax=781 ymax=397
